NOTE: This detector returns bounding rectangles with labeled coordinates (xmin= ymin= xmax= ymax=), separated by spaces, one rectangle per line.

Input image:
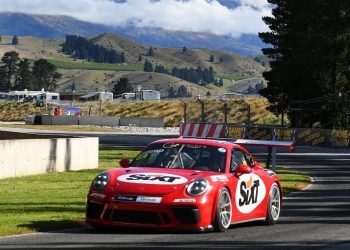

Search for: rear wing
xmin=233 ymin=139 xmax=295 ymax=152
xmin=179 ymin=123 xmax=296 ymax=171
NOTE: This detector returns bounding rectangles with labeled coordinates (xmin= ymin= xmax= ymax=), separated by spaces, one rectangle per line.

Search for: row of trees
xmin=259 ymin=0 xmax=350 ymax=128
xmin=62 ymin=35 xmax=126 ymax=64
xmin=144 ymin=60 xmax=218 ymax=86
xmin=0 ymin=51 xmax=61 ymax=92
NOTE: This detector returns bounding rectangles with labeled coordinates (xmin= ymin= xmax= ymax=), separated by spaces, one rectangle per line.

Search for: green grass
xmin=0 ymin=147 xmax=309 ymax=236
xmin=0 ymin=148 xmax=139 ymax=237
xmin=46 ymin=59 xmax=143 ymax=71
xmin=215 ymin=74 xmax=246 ymax=81
xmin=277 ymin=168 xmax=311 ymax=194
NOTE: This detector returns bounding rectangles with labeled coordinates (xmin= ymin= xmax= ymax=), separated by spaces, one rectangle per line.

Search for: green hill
xmin=0 ymin=34 xmax=268 ymax=96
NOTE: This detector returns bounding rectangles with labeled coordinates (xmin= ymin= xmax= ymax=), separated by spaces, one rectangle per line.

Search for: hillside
xmin=92 ymin=32 xmax=267 ymax=78
xmin=0 ymin=34 xmax=268 ymax=96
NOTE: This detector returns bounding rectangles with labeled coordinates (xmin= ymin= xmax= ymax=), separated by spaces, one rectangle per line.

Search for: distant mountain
xmin=0 ymin=12 xmax=265 ymax=56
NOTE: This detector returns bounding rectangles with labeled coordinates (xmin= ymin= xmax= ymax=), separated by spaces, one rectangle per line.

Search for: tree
xmin=32 ymin=59 xmax=61 ymax=91
xmin=71 ymin=82 xmax=76 ymax=93
xmin=219 ymin=56 xmax=224 ymax=63
xmin=209 ymin=54 xmax=215 ymax=62
xmin=120 ymin=52 xmax=126 ymax=63
xmin=206 ymin=90 xmax=211 ymax=96
xmin=0 ymin=67 xmax=8 ymax=92
xmin=138 ymin=54 xmax=143 ymax=62
xmin=112 ymin=77 xmax=133 ymax=96
xmin=0 ymin=36 xmax=2 ymax=43
xmin=219 ymin=78 xmax=224 ymax=87
xmin=177 ymin=85 xmax=188 ymax=98
xmin=147 ymin=47 xmax=155 ymax=56
xmin=12 ymin=35 xmax=18 ymax=45
xmin=167 ymin=85 xmax=175 ymax=98
xmin=182 ymin=46 xmax=187 ymax=53
xmin=14 ymin=59 xmax=34 ymax=90
xmin=143 ymin=60 xmax=153 ymax=72
xmin=62 ymin=35 xmax=126 ymax=64
xmin=1 ymin=51 xmax=20 ymax=90
xmin=247 ymin=85 xmax=255 ymax=94
xmin=259 ymin=0 xmax=350 ymax=128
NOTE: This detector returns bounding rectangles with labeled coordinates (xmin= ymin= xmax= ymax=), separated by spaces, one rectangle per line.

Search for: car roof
xmin=152 ymin=137 xmax=238 ymax=150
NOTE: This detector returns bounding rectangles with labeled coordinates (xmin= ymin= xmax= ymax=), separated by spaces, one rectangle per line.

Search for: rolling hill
xmin=0 ymin=34 xmax=266 ymax=96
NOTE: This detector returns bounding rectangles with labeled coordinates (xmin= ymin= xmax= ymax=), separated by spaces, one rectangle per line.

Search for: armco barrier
xmin=79 ymin=116 xmax=119 ymax=127
xmin=0 ymin=137 xmax=98 ymax=179
xmin=37 ymin=115 xmax=163 ymax=128
xmin=119 ymin=117 xmax=164 ymax=127
xmin=40 ymin=115 xmax=79 ymax=125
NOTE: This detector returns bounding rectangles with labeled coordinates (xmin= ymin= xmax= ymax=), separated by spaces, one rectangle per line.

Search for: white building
xmin=118 ymin=90 xmax=160 ymax=101
xmin=79 ymin=91 xmax=113 ymax=102
xmin=6 ymin=89 xmax=59 ymax=102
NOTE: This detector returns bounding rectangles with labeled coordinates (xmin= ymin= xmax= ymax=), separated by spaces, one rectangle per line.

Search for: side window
xmin=230 ymin=149 xmax=253 ymax=172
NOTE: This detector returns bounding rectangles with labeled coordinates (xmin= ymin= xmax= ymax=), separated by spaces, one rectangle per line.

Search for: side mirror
xmin=236 ymin=164 xmax=251 ymax=174
xmin=119 ymin=158 xmax=130 ymax=168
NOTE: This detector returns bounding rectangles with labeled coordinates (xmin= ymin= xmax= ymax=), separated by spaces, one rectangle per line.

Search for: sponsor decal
xmin=115 ymin=195 xmax=162 ymax=203
xmin=163 ymin=143 xmax=180 ymax=148
xmin=173 ymin=198 xmax=196 ymax=203
xmin=218 ymin=148 xmax=226 ymax=153
xmin=185 ymin=144 xmax=207 ymax=149
xmin=90 ymin=192 xmax=106 ymax=198
xmin=210 ymin=175 xmax=228 ymax=182
xmin=115 ymin=195 xmax=137 ymax=202
xmin=235 ymin=174 xmax=266 ymax=214
xmin=117 ymin=173 xmax=188 ymax=185
xmin=136 ymin=196 xmax=162 ymax=204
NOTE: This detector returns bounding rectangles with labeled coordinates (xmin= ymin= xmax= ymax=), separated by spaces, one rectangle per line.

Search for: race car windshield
xmin=131 ymin=143 xmax=226 ymax=172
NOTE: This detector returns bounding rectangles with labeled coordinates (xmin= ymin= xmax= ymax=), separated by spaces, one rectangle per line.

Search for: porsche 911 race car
xmin=86 ymin=137 xmax=294 ymax=232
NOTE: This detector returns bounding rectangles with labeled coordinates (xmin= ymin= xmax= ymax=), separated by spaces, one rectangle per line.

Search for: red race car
xmin=86 ymin=137 xmax=294 ymax=232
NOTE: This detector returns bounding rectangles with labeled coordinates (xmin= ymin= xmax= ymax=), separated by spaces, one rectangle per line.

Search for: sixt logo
xmin=235 ymin=174 xmax=266 ymax=214
xmin=126 ymin=174 xmax=180 ymax=183
xmin=239 ymin=176 xmax=259 ymax=206
xmin=117 ymin=173 xmax=188 ymax=185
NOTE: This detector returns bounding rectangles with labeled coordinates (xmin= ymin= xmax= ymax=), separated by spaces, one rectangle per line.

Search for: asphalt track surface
xmin=0 ymin=128 xmax=350 ymax=249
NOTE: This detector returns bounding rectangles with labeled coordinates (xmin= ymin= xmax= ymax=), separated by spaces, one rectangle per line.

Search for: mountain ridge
xmin=0 ymin=12 xmax=265 ymax=56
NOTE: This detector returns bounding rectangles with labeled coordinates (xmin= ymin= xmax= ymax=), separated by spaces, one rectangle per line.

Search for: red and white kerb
xmin=180 ymin=123 xmax=225 ymax=139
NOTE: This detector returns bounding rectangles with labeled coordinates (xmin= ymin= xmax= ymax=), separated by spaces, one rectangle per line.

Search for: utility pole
xmin=179 ymin=98 xmax=187 ymax=123
xmin=219 ymin=99 xmax=228 ymax=125
xmin=196 ymin=97 xmax=205 ymax=123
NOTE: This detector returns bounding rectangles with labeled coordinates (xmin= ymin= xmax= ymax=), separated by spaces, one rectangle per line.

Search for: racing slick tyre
xmin=213 ymin=188 xmax=232 ymax=232
xmin=265 ymin=183 xmax=281 ymax=225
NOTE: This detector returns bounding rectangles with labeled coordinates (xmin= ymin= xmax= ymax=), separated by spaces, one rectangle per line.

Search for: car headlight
xmin=92 ymin=172 xmax=110 ymax=190
xmin=187 ymin=178 xmax=209 ymax=196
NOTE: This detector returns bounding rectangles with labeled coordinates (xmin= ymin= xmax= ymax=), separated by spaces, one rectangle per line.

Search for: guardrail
xmin=34 ymin=115 xmax=164 ymax=128
xmin=226 ymin=124 xmax=349 ymax=148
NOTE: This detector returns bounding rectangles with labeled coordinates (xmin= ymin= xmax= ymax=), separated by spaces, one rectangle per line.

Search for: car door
xmin=230 ymin=148 xmax=268 ymax=222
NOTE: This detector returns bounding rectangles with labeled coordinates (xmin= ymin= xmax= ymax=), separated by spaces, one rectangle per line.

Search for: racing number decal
xmin=117 ymin=173 xmax=188 ymax=185
xmin=235 ymin=174 xmax=266 ymax=213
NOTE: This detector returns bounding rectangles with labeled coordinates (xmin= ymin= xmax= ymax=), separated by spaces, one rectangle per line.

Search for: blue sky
xmin=0 ymin=0 xmax=272 ymax=36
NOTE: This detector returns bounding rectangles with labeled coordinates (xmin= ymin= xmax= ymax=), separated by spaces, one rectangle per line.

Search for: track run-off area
xmin=0 ymin=128 xmax=350 ymax=249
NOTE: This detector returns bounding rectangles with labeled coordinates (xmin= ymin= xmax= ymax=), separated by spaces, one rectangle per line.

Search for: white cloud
xmin=0 ymin=0 xmax=271 ymax=36
xmin=238 ymin=0 xmax=270 ymax=9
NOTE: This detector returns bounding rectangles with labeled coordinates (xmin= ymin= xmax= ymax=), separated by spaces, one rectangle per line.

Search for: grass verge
xmin=0 ymin=147 xmax=310 ymax=236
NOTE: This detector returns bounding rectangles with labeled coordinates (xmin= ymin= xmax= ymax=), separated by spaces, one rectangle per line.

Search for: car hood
xmin=108 ymin=167 xmax=217 ymax=196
